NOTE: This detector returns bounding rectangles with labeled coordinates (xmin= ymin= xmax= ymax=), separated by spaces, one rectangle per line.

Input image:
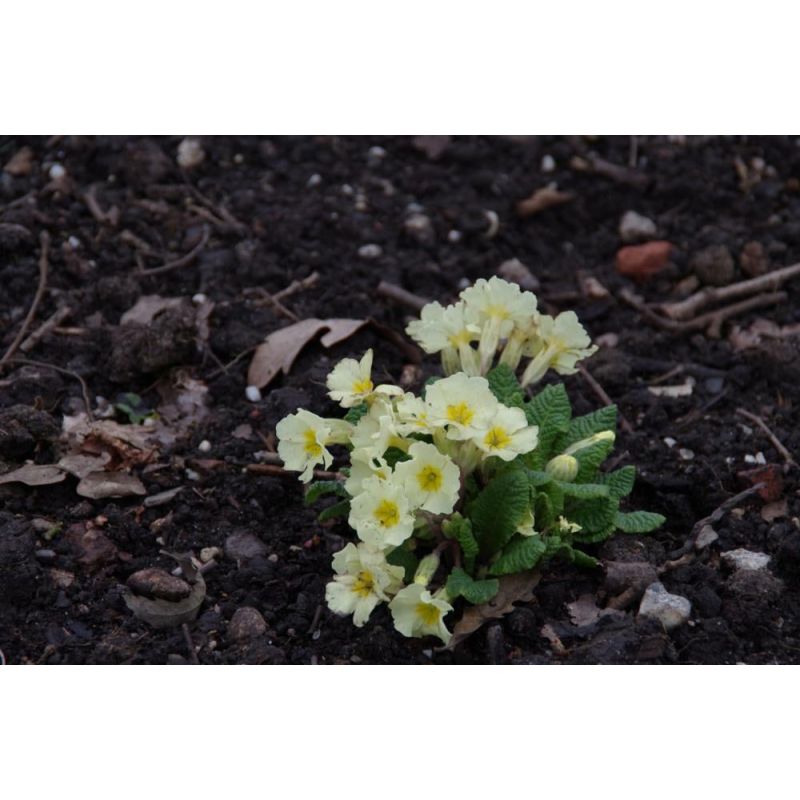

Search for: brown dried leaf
xmin=566 ymin=594 xmax=625 ymax=627
xmin=4 ymin=146 xmax=35 ymax=176
xmin=123 ymin=573 xmax=206 ymax=629
xmin=444 ymin=570 xmax=541 ymax=651
xmin=151 ymin=374 xmax=210 ymax=448
xmin=247 ymin=318 xmax=368 ymax=389
xmin=0 ymin=464 xmax=66 ymax=486
xmin=761 ymin=498 xmax=788 ymax=522
xmin=516 ymin=184 xmax=574 ymax=217
xmin=57 ymin=452 xmax=111 ymax=479
xmin=120 ymin=295 xmax=185 ymax=325
xmin=76 ymin=471 xmax=147 ymax=499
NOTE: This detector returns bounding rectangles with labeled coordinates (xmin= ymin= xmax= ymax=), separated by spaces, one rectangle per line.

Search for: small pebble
xmin=367 ymin=145 xmax=386 ymax=167
xmin=663 ymin=437 xmax=677 ymax=448
xmin=245 ymin=385 xmax=262 ymax=403
xmin=540 ymin=154 xmax=556 ymax=173
xmin=690 ymin=244 xmax=735 ymax=286
xmin=340 ymin=184 xmax=354 ymax=196
xmin=185 ymin=469 xmax=201 ymax=481
xmin=48 ymin=163 xmax=66 ymax=180
xmin=68 ymin=236 xmax=81 ymax=249
xmin=228 ymin=606 xmax=268 ymax=641
xmin=198 ymin=439 xmax=212 ymax=453
xmin=679 ymin=448 xmax=695 ymax=460
xmin=638 ymin=582 xmax=692 ymax=631
xmin=447 ymin=230 xmax=462 ymax=243
xmin=616 ymin=241 xmax=672 ymax=280
xmin=497 ymin=258 xmax=539 ymax=291
xmin=404 ymin=213 xmax=435 ymax=246
xmin=192 ymin=292 xmax=208 ymax=305
xmin=268 ymin=553 xmax=279 ymax=563
xmin=619 ymin=210 xmax=657 ymax=243
xmin=35 ymin=548 xmax=57 ymax=563
xmin=176 ymin=137 xmax=205 ymax=169
xmin=127 ymin=568 xmax=191 ymax=602
xmin=722 ymin=549 xmax=771 ymax=572
xmin=200 ymin=546 xmax=222 ymax=563
xmin=357 ymin=243 xmax=382 ymax=260
xmin=306 ymin=174 xmax=322 ymax=188
xmin=695 ymin=525 xmax=719 ymax=550
xmin=233 ymin=153 xmax=244 ymax=164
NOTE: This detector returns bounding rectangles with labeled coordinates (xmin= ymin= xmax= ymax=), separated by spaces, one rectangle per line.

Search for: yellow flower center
xmin=352 ymin=378 xmax=374 ymax=394
xmin=484 ymin=426 xmax=512 ymax=450
xmin=303 ymin=428 xmax=322 ymax=457
xmin=373 ymin=499 xmax=400 ymax=528
xmin=415 ymin=602 xmax=441 ymax=626
xmin=446 ymin=402 xmax=474 ymax=426
xmin=448 ymin=329 xmax=473 ymax=347
xmin=352 ymin=570 xmax=375 ymax=598
xmin=486 ymin=304 xmax=511 ymax=320
xmin=417 ymin=465 xmax=443 ymax=493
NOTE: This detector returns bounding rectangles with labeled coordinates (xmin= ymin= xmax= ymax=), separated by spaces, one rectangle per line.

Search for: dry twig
xmin=20 ymin=306 xmax=72 ymax=353
xmin=83 ymin=184 xmax=119 ymax=226
xmin=181 ymin=623 xmax=200 ymax=665
xmin=246 ymin=463 xmax=343 ymax=481
xmin=735 ymin=408 xmax=796 ymax=466
xmin=0 ymin=232 xmax=50 ymax=371
xmin=577 ymin=363 xmax=634 ymax=434
xmin=377 ymin=281 xmax=428 ymax=312
xmin=4 ymin=357 xmax=94 ymax=420
xmin=138 ymin=225 xmax=210 ymax=276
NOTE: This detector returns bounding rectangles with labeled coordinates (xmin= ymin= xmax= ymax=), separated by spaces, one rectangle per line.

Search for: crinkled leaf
xmin=556 ymin=481 xmax=610 ymax=500
xmin=523 ymin=384 xmax=572 ymax=468
xmin=442 ymin=514 xmax=479 ymax=574
xmin=488 ymin=535 xmax=547 ymax=576
xmin=560 ymin=405 xmax=617 ymax=449
xmin=444 ymin=570 xmax=541 ymax=651
xmin=573 ymin=521 xmax=617 ymax=545
xmin=569 ymin=548 xmax=600 ymax=569
xmin=574 ymin=439 xmax=615 ymax=483
xmin=571 ymin=496 xmax=619 ymax=534
xmin=470 ymin=468 xmax=531 ymax=558
xmin=383 ymin=446 xmax=411 ymax=468
xmin=344 ymin=403 xmax=369 ymax=425
xmin=318 ymin=499 xmax=350 ymax=522
xmin=305 ymin=480 xmax=348 ymax=505
xmin=600 ymin=465 xmax=636 ymax=499
xmin=486 ymin=364 xmax=524 ymax=407
xmin=446 ymin=568 xmax=499 ymax=605
xmin=614 ymin=510 xmax=666 ymax=533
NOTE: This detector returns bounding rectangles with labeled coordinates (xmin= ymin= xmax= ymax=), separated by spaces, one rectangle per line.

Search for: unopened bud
xmin=414 ymin=553 xmax=441 ymax=587
xmin=545 ymin=454 xmax=579 ymax=482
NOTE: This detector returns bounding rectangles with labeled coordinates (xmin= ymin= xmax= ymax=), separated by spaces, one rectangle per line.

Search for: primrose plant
xmin=276 ymin=276 xmax=664 ymax=646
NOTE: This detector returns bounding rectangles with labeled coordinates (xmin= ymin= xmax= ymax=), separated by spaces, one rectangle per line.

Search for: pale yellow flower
xmin=276 ymin=409 xmax=345 ymax=482
xmin=521 ymin=311 xmax=597 ymax=386
xmin=325 ymin=542 xmax=405 ymax=626
xmin=389 ymin=583 xmax=453 ymax=645
xmin=473 ymin=404 xmax=539 ymax=461
xmin=424 ymin=373 xmax=499 ymax=441
xmin=406 ymin=301 xmax=480 ymax=375
xmin=394 ymin=441 xmax=461 ymax=515
xmin=349 ymin=475 xmax=416 ymax=548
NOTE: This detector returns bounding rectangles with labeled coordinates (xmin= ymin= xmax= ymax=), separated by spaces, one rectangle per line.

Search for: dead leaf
xmin=120 ymin=295 xmax=185 ymax=325
xmin=143 ymin=486 xmax=183 ymax=508
xmin=319 ymin=319 xmax=368 ymax=348
xmin=150 ymin=374 xmax=210 ymax=448
xmin=516 ymin=184 xmax=573 ymax=217
xmin=76 ymin=471 xmax=147 ymax=499
xmin=4 ymin=146 xmax=34 ymax=176
xmin=738 ymin=464 xmax=783 ymax=502
xmin=122 ymin=573 xmax=206 ymax=629
xmin=65 ymin=522 xmax=119 ymax=569
xmin=57 ymin=452 xmax=111 ymax=479
xmin=761 ymin=497 xmax=788 ymax=522
xmin=444 ymin=570 xmax=541 ymax=651
xmin=0 ymin=464 xmax=66 ymax=486
xmin=247 ymin=317 xmax=368 ymax=389
xmin=566 ymin=594 xmax=625 ymax=627
xmin=232 ymin=424 xmax=253 ymax=440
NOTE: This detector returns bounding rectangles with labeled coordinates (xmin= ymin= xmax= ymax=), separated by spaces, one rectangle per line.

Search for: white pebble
xmin=68 ymin=236 xmax=81 ymax=249
xmin=358 ymin=243 xmax=383 ymax=260
xmin=540 ymin=154 xmax=556 ymax=173
xmin=198 ymin=440 xmax=212 ymax=453
xmin=367 ymin=145 xmax=386 ymax=166
xmin=663 ymin=437 xmax=677 ymax=448
xmin=679 ymin=448 xmax=695 ymax=460
xmin=448 ymin=230 xmax=462 ymax=243
xmin=755 ymin=451 xmax=766 ymax=465
xmin=185 ymin=469 xmax=201 ymax=481
xmin=340 ymin=184 xmax=354 ymax=196
xmin=695 ymin=525 xmax=719 ymax=551
xmin=722 ymin=548 xmax=771 ymax=572
xmin=619 ymin=210 xmax=657 ymax=243
xmin=245 ymin=385 xmax=262 ymax=403
xmin=638 ymin=582 xmax=692 ymax=631
xmin=49 ymin=163 xmax=66 ymax=180
xmin=192 ymin=292 xmax=208 ymax=305
xmin=307 ymin=173 xmax=322 ymax=188
xmin=176 ymin=137 xmax=205 ymax=169
xmin=233 ymin=153 xmax=244 ymax=164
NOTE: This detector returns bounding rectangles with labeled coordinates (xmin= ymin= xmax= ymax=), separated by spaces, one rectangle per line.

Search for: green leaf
xmin=556 ymin=481 xmax=610 ymax=500
xmin=383 ymin=447 xmax=411 ymax=468
xmin=526 ymin=469 xmax=553 ymax=487
xmin=573 ymin=521 xmax=617 ymax=545
xmin=571 ymin=496 xmax=619 ymax=534
xmin=569 ymin=548 xmax=600 ymax=569
xmin=534 ymin=491 xmax=556 ymax=529
xmin=574 ymin=439 xmax=615 ymax=483
xmin=560 ymin=405 xmax=617 ymax=449
xmin=540 ymin=481 xmax=565 ymax=518
xmin=318 ymin=499 xmax=350 ymax=522
xmin=523 ymin=384 xmax=572 ymax=468
xmin=386 ymin=544 xmax=419 ymax=583
xmin=488 ymin=535 xmax=547 ymax=576
xmin=470 ymin=468 xmax=531 ymax=558
xmin=344 ymin=403 xmax=369 ymax=425
xmin=442 ymin=514 xmax=479 ymax=574
xmin=614 ymin=510 xmax=666 ymax=534
xmin=304 ymin=480 xmax=348 ymax=505
xmin=446 ymin=568 xmax=500 ymax=604
xmin=600 ymin=466 xmax=636 ymax=499
xmin=486 ymin=364 xmax=524 ymax=407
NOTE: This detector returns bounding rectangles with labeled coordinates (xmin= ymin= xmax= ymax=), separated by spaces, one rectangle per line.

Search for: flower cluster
xmin=406 ymin=275 xmax=597 ymax=382
xmin=275 ymin=278 xmax=664 ymax=647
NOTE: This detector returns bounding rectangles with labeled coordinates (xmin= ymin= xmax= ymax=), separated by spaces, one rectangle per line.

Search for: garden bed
xmin=1 ymin=135 xmax=799 ymax=664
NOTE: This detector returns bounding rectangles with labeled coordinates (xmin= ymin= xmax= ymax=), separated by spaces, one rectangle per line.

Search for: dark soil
xmin=1 ymin=135 xmax=799 ymax=664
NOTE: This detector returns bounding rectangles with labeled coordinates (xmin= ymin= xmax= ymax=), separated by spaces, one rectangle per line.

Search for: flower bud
xmin=414 ymin=553 xmax=441 ymax=586
xmin=545 ymin=453 xmax=579 ymax=482
xmin=563 ymin=430 xmax=615 ymax=457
